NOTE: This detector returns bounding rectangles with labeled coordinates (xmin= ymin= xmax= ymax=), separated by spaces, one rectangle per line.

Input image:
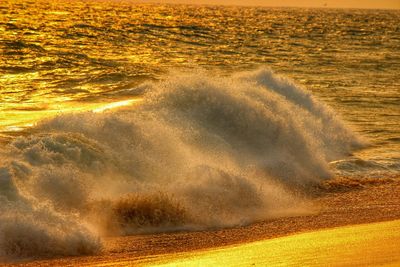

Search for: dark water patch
xmin=379 ymin=99 xmax=400 ymax=106
xmin=177 ymin=31 xmax=214 ymax=40
xmin=4 ymin=23 xmax=19 ymax=30
xmin=50 ymin=77 xmax=89 ymax=88
xmin=38 ymin=60 xmax=60 ymax=68
xmin=64 ymin=32 xmax=98 ymax=39
xmin=363 ymin=129 xmax=390 ymax=134
xmin=54 ymin=51 xmax=90 ymax=59
xmin=72 ymin=23 xmax=99 ymax=30
xmin=88 ymin=72 xmax=128 ymax=84
xmin=0 ymin=66 xmax=35 ymax=74
xmin=22 ymin=29 xmax=40 ymax=36
xmin=3 ymin=49 xmax=24 ymax=56
xmin=89 ymin=58 xmax=121 ymax=68
xmin=379 ymin=113 xmax=400 ymax=118
xmin=387 ymin=137 xmax=400 ymax=142
xmin=52 ymin=88 xmax=90 ymax=95
xmin=169 ymin=37 xmax=212 ymax=47
xmin=7 ymin=105 xmax=48 ymax=112
xmin=3 ymin=41 xmax=45 ymax=52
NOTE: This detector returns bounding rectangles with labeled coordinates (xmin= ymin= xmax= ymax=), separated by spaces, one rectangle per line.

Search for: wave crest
xmin=0 ymin=68 xmax=363 ymax=258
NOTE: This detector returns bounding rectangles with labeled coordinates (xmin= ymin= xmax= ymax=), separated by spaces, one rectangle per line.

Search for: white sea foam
xmin=0 ymin=68 xmax=364 ymax=258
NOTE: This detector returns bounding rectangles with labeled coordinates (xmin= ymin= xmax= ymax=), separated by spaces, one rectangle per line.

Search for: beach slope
xmin=144 ymin=219 xmax=400 ymax=266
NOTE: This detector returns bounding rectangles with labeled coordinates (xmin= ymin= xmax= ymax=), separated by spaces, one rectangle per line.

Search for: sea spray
xmin=0 ymin=68 xmax=364 ymax=257
xmin=0 ymin=168 xmax=101 ymax=258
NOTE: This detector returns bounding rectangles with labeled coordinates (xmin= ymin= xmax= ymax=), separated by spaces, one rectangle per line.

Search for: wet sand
xmin=146 ymin=219 xmax=400 ymax=266
xmin=3 ymin=178 xmax=400 ymax=266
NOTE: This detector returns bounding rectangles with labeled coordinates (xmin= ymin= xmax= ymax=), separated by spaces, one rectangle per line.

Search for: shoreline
xmin=3 ymin=177 xmax=400 ymax=266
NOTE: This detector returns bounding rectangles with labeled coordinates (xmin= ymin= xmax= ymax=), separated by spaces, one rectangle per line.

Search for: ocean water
xmin=0 ymin=0 xmax=399 ymax=258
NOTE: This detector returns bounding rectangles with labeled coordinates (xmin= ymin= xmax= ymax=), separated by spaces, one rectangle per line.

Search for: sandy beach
xmin=146 ymin=219 xmax=400 ymax=266
xmin=2 ymin=177 xmax=399 ymax=266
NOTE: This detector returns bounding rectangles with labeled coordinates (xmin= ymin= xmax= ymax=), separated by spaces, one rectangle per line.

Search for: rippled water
xmin=1 ymin=0 xmax=399 ymax=176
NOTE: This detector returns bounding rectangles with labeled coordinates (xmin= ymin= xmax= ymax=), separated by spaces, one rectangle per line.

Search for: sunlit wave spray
xmin=0 ymin=68 xmax=364 ymax=257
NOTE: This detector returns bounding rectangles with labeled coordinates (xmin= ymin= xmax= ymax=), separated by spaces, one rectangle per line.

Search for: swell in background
xmin=1 ymin=2 xmax=399 ymax=176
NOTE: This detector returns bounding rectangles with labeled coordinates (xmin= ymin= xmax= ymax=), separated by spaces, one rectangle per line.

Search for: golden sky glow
xmin=144 ymin=0 xmax=400 ymax=9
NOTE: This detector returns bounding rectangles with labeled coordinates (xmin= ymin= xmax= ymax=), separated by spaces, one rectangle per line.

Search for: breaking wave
xmin=0 ymin=68 xmax=364 ymax=258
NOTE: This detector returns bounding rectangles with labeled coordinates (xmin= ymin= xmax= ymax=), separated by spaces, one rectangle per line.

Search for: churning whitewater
xmin=0 ymin=68 xmax=364 ymax=257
